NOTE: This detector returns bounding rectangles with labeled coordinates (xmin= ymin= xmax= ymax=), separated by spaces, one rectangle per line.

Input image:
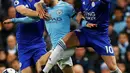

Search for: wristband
xmin=80 ymin=18 xmax=88 ymax=27
xmin=11 ymin=18 xmax=15 ymax=23
xmin=80 ymin=18 xmax=84 ymax=25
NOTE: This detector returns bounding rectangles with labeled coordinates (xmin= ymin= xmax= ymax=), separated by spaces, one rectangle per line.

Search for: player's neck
xmin=51 ymin=0 xmax=58 ymax=7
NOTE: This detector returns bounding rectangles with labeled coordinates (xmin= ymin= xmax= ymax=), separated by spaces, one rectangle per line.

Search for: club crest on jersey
xmin=56 ymin=9 xmax=63 ymax=16
xmin=14 ymin=0 xmax=19 ymax=6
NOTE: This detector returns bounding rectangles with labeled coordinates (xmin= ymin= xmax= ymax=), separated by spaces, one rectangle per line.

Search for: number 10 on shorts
xmin=105 ymin=46 xmax=114 ymax=54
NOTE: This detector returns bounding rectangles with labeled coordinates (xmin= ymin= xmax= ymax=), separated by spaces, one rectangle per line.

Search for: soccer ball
xmin=2 ymin=68 xmax=16 ymax=73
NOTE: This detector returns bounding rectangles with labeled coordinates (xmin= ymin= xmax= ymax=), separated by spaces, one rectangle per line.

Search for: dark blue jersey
xmin=81 ymin=0 xmax=110 ymax=33
xmin=13 ymin=0 xmax=45 ymax=47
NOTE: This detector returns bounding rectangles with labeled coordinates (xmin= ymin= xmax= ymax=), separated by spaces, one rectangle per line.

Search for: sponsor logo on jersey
xmin=84 ymin=11 xmax=96 ymax=20
xmin=51 ymin=17 xmax=62 ymax=21
xmin=47 ymin=17 xmax=62 ymax=23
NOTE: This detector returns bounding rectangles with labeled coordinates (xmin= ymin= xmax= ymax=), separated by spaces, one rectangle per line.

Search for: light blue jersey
xmin=45 ymin=1 xmax=74 ymax=48
xmin=11 ymin=1 xmax=74 ymax=48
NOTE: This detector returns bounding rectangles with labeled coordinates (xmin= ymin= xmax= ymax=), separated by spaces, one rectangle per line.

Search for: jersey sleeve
xmin=13 ymin=0 xmax=24 ymax=7
xmin=11 ymin=17 xmax=40 ymax=24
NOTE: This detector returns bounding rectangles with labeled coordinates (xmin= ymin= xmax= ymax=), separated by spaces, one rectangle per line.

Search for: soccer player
xmin=11 ymin=0 xmax=49 ymax=73
xmin=41 ymin=0 xmax=123 ymax=73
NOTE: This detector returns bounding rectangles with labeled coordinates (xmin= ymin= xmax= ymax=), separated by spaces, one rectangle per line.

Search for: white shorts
xmin=57 ymin=57 xmax=73 ymax=69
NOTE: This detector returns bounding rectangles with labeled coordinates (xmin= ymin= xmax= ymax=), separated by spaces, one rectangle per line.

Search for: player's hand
xmin=44 ymin=13 xmax=51 ymax=21
xmin=35 ymin=2 xmax=46 ymax=18
xmin=86 ymin=23 xmax=97 ymax=28
xmin=3 ymin=19 xmax=12 ymax=24
xmin=35 ymin=2 xmax=51 ymax=20
xmin=76 ymin=12 xmax=83 ymax=24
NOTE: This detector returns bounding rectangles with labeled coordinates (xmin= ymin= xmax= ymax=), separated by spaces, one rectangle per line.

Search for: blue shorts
xmin=74 ymin=27 xmax=114 ymax=56
xmin=18 ymin=44 xmax=47 ymax=70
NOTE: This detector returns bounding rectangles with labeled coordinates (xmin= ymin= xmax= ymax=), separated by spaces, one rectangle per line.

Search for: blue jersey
xmin=13 ymin=0 xmax=45 ymax=48
xmin=45 ymin=1 xmax=74 ymax=48
xmin=81 ymin=0 xmax=110 ymax=33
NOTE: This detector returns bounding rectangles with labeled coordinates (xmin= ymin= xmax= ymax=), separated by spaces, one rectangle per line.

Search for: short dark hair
xmin=114 ymin=6 xmax=124 ymax=13
xmin=119 ymin=33 xmax=128 ymax=38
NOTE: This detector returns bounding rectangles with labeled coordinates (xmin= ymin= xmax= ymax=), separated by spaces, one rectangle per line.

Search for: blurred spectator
xmin=113 ymin=7 xmax=126 ymax=34
xmin=116 ymin=0 xmax=128 ymax=12
xmin=8 ymin=6 xmax=16 ymax=18
xmin=10 ymin=59 xmax=20 ymax=72
xmin=72 ymin=47 xmax=88 ymax=73
xmin=88 ymin=70 xmax=95 ymax=73
xmin=73 ymin=64 xmax=84 ymax=73
xmin=126 ymin=47 xmax=130 ymax=73
xmin=7 ymin=35 xmax=17 ymax=55
xmin=108 ymin=22 xmax=118 ymax=45
xmin=0 ymin=22 xmax=2 ymax=30
xmin=117 ymin=61 xmax=127 ymax=73
xmin=100 ymin=62 xmax=110 ymax=73
xmin=7 ymin=54 xmax=17 ymax=64
xmin=86 ymin=47 xmax=100 ymax=73
xmin=0 ymin=49 xmax=7 ymax=66
xmin=1 ymin=0 xmax=12 ymax=12
xmin=113 ymin=46 xmax=121 ymax=61
xmin=122 ymin=16 xmax=130 ymax=42
xmin=0 ymin=32 xmax=3 ymax=48
xmin=0 ymin=64 xmax=6 ymax=73
xmin=118 ymin=33 xmax=129 ymax=60
xmin=0 ymin=20 xmax=16 ymax=48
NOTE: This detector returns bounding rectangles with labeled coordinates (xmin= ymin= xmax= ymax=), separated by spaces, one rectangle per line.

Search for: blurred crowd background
xmin=0 ymin=0 xmax=130 ymax=73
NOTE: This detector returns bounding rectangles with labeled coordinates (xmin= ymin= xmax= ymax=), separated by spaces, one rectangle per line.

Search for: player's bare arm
xmin=16 ymin=5 xmax=39 ymax=17
xmin=16 ymin=3 xmax=50 ymax=19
